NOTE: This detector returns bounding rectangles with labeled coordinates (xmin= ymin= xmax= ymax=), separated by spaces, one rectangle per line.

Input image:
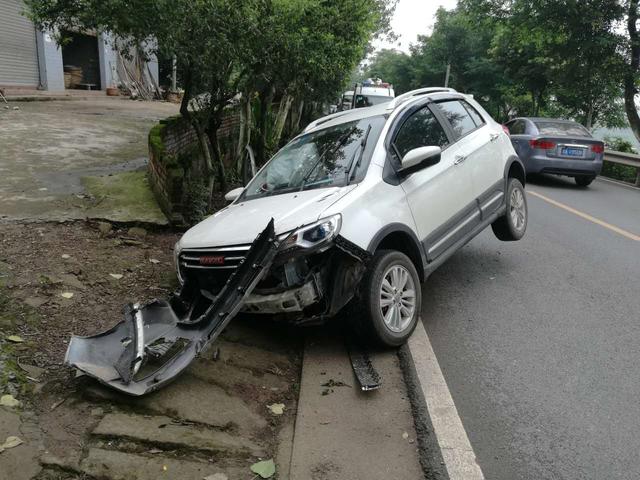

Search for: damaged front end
xmin=66 ymin=217 xmax=371 ymax=396
xmin=65 ymin=220 xmax=280 ymax=396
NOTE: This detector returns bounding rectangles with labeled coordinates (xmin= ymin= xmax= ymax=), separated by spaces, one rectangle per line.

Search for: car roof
xmin=304 ymin=88 xmax=463 ymax=134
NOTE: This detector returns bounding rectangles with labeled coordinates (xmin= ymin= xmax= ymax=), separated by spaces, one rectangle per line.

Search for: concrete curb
xmin=401 ymin=322 xmax=485 ymax=480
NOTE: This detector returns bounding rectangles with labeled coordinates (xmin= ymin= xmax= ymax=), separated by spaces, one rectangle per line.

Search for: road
xmin=420 ymin=175 xmax=640 ymax=479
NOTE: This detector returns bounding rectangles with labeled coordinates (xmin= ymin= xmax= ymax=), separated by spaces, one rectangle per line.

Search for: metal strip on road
xmin=407 ymin=322 xmax=485 ymax=480
xmin=528 ymin=190 xmax=640 ymax=242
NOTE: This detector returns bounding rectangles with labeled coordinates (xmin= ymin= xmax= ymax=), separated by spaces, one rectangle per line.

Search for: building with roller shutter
xmin=0 ymin=0 xmax=157 ymax=92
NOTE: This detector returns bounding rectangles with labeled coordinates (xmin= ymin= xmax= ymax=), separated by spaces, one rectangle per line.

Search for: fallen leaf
xmin=109 ymin=273 xmax=123 ymax=280
xmin=267 ymin=403 xmax=285 ymax=415
xmin=6 ymin=335 xmax=24 ymax=343
xmin=203 ymin=474 xmax=228 ymax=480
xmin=60 ymin=292 xmax=74 ymax=299
xmin=148 ymin=448 xmax=163 ymax=454
xmin=402 ymin=432 xmax=409 ymax=440
xmin=149 ymin=258 xmax=160 ymax=264
xmin=250 ymin=459 xmax=276 ymax=479
xmin=0 ymin=395 xmax=20 ymax=408
xmin=0 ymin=436 xmax=23 ymax=451
xmin=162 ymin=465 xmax=168 ymax=472
xmin=61 ymin=254 xmax=71 ymax=259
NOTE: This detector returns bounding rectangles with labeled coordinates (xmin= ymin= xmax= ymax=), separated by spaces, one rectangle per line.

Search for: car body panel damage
xmin=65 ymin=220 xmax=280 ymax=396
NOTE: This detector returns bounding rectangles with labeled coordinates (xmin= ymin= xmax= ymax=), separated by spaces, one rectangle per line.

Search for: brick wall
xmin=148 ymin=109 xmax=240 ymax=225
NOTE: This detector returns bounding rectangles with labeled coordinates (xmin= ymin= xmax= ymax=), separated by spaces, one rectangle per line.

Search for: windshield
xmin=354 ymin=95 xmax=392 ymax=108
xmin=241 ymin=116 xmax=385 ymax=201
xmin=534 ymin=121 xmax=591 ymax=137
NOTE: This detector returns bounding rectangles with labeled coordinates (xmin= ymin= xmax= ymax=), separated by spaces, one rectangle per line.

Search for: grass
xmin=81 ymin=171 xmax=168 ymax=224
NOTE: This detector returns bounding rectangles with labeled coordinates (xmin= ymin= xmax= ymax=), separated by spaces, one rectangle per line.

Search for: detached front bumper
xmin=65 ymin=220 xmax=280 ymax=396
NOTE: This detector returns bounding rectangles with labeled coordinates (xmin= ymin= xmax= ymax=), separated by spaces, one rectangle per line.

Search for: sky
xmin=373 ymin=0 xmax=458 ymax=53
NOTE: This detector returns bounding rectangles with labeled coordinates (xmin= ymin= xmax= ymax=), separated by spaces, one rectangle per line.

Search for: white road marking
xmin=528 ymin=190 xmax=640 ymax=242
xmin=408 ymin=322 xmax=485 ymax=480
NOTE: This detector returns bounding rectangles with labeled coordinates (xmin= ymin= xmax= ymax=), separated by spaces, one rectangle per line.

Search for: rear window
xmin=534 ymin=121 xmax=591 ymax=137
xmin=437 ymin=100 xmax=478 ymax=137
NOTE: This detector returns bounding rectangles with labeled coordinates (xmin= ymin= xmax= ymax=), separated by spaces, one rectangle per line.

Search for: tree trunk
xmin=626 ymin=0 xmax=640 ymax=142
xmin=206 ymin=108 xmax=228 ymax=196
xmin=272 ymin=93 xmax=294 ymax=148
xmin=585 ymin=103 xmax=594 ymax=130
xmin=292 ymin=99 xmax=304 ymax=133
xmin=180 ymin=70 xmax=214 ymax=178
xmin=255 ymin=86 xmax=275 ymax=166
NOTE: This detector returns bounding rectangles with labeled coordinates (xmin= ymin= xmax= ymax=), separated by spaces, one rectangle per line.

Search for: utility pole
xmin=444 ymin=63 xmax=451 ymax=88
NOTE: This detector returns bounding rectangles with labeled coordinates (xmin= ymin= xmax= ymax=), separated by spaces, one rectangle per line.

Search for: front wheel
xmin=492 ymin=178 xmax=527 ymax=241
xmin=352 ymin=250 xmax=421 ymax=347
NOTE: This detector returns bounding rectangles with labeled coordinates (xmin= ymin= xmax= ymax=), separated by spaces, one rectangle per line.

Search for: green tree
xmin=365 ymin=49 xmax=413 ymax=94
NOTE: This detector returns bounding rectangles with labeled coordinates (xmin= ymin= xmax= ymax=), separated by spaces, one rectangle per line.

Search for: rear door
xmin=435 ymin=99 xmax=504 ymax=217
xmin=389 ymin=103 xmax=475 ymax=261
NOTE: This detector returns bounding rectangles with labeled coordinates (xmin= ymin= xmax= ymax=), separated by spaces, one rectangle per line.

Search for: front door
xmin=390 ymin=104 xmax=476 ymax=262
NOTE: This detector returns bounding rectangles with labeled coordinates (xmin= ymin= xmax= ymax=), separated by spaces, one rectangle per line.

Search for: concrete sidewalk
xmin=289 ymin=333 xmax=423 ymax=480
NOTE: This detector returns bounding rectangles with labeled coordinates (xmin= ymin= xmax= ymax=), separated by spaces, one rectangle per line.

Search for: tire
xmin=575 ymin=176 xmax=595 ymax=187
xmin=492 ymin=178 xmax=527 ymax=241
xmin=352 ymin=250 xmax=421 ymax=347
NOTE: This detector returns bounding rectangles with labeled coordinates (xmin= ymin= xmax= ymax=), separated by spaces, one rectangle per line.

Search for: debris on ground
xmin=267 ymin=403 xmax=285 ymax=415
xmin=0 ymin=395 xmax=20 ymax=408
xmin=250 ymin=459 xmax=276 ymax=479
xmin=0 ymin=436 xmax=23 ymax=452
xmin=6 ymin=335 xmax=24 ymax=343
xmin=321 ymin=379 xmax=351 ymax=396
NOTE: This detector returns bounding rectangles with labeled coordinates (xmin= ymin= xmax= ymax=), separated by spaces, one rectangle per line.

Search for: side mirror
xmin=399 ymin=146 xmax=441 ymax=174
xmin=224 ymin=187 xmax=244 ymax=203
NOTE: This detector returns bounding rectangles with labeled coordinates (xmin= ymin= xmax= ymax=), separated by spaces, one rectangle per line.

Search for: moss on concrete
xmin=82 ymin=171 xmax=168 ymax=225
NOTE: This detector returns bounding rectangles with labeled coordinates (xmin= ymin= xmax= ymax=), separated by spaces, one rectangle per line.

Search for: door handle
xmin=454 ymin=155 xmax=467 ymax=165
xmin=490 ymin=133 xmax=500 ymax=142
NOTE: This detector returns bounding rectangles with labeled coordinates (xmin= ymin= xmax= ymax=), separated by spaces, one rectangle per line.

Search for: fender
xmin=504 ymin=154 xmax=526 ymax=187
xmin=367 ymin=223 xmax=428 ymax=274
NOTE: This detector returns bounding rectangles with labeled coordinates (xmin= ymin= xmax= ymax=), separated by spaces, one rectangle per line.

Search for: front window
xmin=240 ymin=116 xmax=385 ymax=201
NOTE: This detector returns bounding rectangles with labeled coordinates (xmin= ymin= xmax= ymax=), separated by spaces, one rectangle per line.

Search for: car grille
xmin=179 ymin=245 xmax=250 ymax=271
xmin=178 ymin=245 xmax=251 ymax=290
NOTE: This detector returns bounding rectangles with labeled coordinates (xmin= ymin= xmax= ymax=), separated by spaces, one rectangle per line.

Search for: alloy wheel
xmin=379 ymin=264 xmax=416 ymax=333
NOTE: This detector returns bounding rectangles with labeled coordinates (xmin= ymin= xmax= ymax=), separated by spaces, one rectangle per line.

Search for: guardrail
xmin=604 ymin=150 xmax=640 ymax=187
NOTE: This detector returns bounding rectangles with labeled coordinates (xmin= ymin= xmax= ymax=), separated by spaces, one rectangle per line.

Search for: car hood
xmin=179 ymin=186 xmax=356 ymax=249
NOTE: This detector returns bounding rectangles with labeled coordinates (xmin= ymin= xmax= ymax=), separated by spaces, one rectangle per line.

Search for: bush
xmin=602 ymin=136 xmax=639 ymax=184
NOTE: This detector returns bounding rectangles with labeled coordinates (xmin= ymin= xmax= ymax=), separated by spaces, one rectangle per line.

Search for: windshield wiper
xmin=346 ymin=124 xmax=372 ymax=184
xmin=298 ymin=126 xmax=358 ymax=191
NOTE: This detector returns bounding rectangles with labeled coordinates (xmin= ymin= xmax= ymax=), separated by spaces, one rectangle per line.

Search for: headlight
xmin=280 ymin=214 xmax=342 ymax=250
xmin=174 ymin=241 xmax=184 ymax=285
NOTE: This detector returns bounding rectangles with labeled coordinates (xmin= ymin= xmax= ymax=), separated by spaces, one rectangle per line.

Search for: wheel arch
xmin=505 ymin=155 xmax=526 ymax=187
xmin=367 ymin=224 xmax=426 ymax=282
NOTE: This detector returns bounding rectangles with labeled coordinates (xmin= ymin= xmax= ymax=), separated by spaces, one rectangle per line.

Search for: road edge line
xmin=402 ymin=321 xmax=485 ymax=480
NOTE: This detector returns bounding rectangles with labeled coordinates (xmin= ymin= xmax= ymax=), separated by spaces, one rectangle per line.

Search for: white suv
xmin=175 ymin=88 xmax=527 ymax=347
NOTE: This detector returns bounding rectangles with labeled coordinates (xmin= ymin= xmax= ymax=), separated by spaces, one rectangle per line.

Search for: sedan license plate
xmin=561 ymin=147 xmax=585 ymax=157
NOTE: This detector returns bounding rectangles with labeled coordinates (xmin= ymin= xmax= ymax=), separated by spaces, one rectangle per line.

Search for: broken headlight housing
xmin=280 ymin=214 xmax=342 ymax=251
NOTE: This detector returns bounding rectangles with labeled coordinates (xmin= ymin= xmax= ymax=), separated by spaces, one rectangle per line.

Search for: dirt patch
xmin=0 ymin=221 xmax=303 ymax=479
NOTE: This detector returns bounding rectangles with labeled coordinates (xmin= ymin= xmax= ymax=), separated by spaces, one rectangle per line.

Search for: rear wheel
xmin=575 ymin=176 xmax=595 ymax=187
xmin=352 ymin=250 xmax=421 ymax=347
xmin=492 ymin=178 xmax=527 ymax=241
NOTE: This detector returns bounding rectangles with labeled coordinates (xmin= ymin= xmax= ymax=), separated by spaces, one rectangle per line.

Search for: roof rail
xmin=303 ymin=110 xmax=353 ymax=133
xmin=387 ymin=87 xmax=457 ymax=111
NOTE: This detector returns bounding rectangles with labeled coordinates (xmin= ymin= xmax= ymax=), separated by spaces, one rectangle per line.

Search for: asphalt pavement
xmin=420 ymin=175 xmax=640 ymax=480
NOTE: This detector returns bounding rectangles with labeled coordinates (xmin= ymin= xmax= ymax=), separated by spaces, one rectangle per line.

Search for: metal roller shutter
xmin=0 ymin=0 xmax=40 ymax=87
